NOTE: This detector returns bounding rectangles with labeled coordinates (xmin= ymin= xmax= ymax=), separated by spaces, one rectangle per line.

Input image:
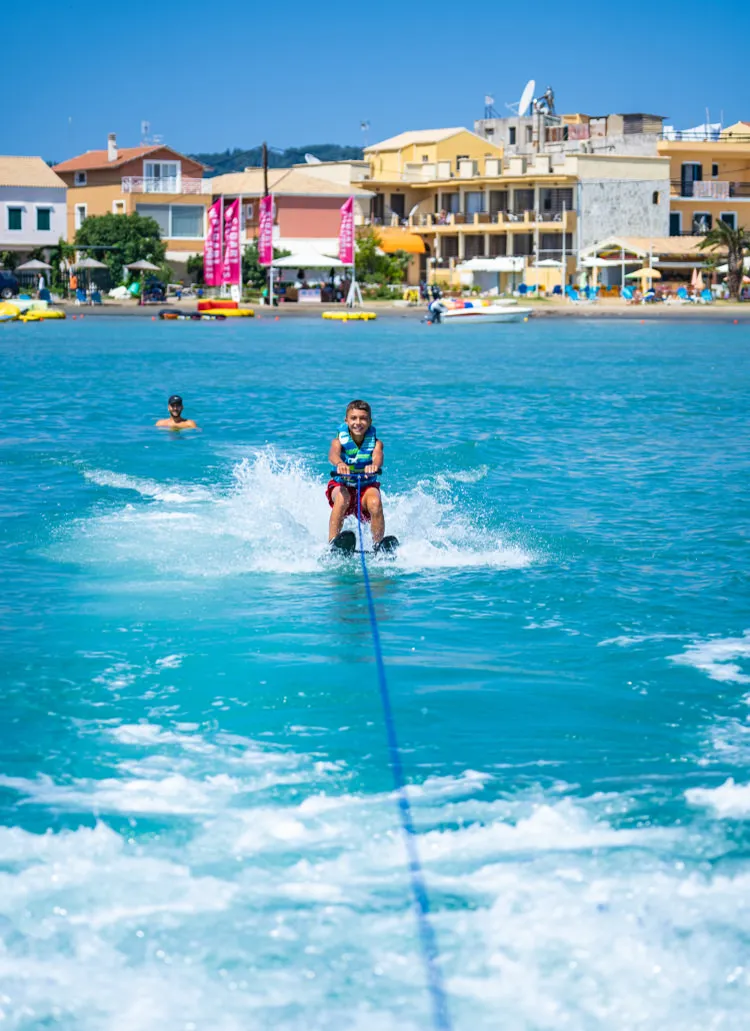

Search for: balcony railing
xmin=121 ymin=176 xmax=211 ymax=195
xmin=670 ymin=179 xmax=750 ymax=199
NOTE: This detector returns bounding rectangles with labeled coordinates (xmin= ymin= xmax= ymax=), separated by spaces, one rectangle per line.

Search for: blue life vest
xmin=335 ymin=422 xmax=378 ymax=485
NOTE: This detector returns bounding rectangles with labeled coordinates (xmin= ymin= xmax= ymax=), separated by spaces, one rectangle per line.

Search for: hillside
xmin=192 ymin=144 xmax=364 ymax=177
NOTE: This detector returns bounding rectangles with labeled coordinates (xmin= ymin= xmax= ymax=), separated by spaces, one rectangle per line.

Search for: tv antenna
xmin=140 ymin=120 xmax=150 ymax=144
xmin=360 ymin=120 xmax=370 ymax=147
xmin=484 ymin=94 xmax=499 ymax=118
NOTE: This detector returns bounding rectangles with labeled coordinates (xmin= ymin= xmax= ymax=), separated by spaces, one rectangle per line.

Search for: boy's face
xmin=346 ymin=408 xmax=371 ymax=439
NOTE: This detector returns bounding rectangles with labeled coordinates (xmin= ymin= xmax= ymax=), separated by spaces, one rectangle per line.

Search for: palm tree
xmin=699 ymin=221 xmax=750 ymax=301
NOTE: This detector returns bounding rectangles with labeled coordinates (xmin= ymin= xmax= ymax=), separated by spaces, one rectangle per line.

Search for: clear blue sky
xmin=2 ymin=0 xmax=748 ymax=162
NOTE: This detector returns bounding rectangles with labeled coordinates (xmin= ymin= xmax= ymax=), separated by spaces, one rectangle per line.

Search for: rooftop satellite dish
xmin=305 ymin=153 xmax=322 ymax=164
xmin=518 ymin=79 xmax=535 ymax=118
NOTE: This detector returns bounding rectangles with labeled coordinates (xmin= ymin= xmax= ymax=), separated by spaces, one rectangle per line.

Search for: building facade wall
xmin=578 ymin=179 xmax=669 ymax=250
xmin=0 ymin=185 xmax=67 ymax=249
xmin=276 ymin=196 xmax=348 ymax=238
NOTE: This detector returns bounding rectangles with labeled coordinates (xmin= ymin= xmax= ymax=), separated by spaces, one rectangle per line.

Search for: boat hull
xmin=438 ymin=306 xmax=532 ymax=324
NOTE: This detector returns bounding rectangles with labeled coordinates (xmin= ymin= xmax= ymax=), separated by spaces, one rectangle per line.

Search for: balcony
xmin=670 ymin=179 xmax=750 ymax=199
xmin=121 ymin=176 xmax=211 ymax=195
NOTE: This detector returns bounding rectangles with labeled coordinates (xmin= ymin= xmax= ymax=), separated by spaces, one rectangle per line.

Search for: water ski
xmin=374 ymin=535 xmax=399 ymax=556
xmin=329 ymin=530 xmax=356 ymax=555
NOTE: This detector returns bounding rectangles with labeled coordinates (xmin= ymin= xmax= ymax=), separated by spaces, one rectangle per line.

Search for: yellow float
xmin=197 ymin=307 xmax=254 ymax=318
xmin=18 ymin=309 xmax=66 ymax=321
xmin=322 ymin=311 xmax=377 ymax=322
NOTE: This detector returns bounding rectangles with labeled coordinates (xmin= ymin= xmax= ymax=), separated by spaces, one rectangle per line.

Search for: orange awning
xmin=377 ymin=227 xmax=426 ymax=254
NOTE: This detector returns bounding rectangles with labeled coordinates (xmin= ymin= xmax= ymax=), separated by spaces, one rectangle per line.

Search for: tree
xmin=48 ymin=237 xmax=76 ymax=292
xmin=186 ymin=253 xmax=204 ymax=285
xmin=699 ymin=221 xmax=750 ymax=301
xmin=355 ymin=227 xmax=410 ymax=285
xmin=241 ymin=242 xmax=291 ymax=290
xmin=74 ymin=212 xmax=166 ymax=284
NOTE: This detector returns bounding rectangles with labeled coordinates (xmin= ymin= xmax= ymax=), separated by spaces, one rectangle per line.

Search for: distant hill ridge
xmin=191 ymin=144 xmax=364 ymax=177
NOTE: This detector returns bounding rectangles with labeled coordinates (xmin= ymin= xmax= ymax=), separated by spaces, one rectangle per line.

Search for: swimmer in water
xmin=155 ymin=395 xmax=198 ymax=430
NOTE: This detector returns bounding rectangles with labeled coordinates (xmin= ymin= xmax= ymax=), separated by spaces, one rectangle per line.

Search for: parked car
xmin=0 ymin=270 xmax=20 ymax=300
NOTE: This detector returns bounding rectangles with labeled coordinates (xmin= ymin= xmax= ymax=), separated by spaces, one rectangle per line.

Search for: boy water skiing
xmin=326 ymin=400 xmax=397 ymax=554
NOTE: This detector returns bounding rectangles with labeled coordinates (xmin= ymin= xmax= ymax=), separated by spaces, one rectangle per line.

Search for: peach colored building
xmin=54 ymin=135 xmax=211 ymax=269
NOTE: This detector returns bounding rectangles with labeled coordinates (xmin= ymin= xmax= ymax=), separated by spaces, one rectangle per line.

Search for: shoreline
xmin=49 ymin=298 xmax=750 ymax=321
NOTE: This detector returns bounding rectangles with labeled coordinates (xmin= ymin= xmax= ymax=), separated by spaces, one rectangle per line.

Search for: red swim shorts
xmin=326 ymin=480 xmax=380 ymax=523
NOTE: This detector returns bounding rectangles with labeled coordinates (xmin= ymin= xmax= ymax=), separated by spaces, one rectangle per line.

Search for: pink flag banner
xmin=258 ymin=194 xmax=274 ymax=266
xmin=339 ymin=196 xmax=354 ymax=265
xmin=221 ymin=198 xmax=241 ymax=285
xmin=204 ymin=199 xmax=223 ymax=286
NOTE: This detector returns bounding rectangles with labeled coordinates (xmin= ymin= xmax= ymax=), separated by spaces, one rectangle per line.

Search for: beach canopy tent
xmin=456 ymin=255 xmax=525 ymax=293
xmin=273 ymin=249 xmax=344 ymax=269
xmin=535 ymin=258 xmax=563 ymax=267
xmin=716 ymin=257 xmax=750 ymax=273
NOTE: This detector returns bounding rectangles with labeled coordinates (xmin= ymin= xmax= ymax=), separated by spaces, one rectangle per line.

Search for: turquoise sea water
xmin=1 ymin=314 xmax=749 ymax=1029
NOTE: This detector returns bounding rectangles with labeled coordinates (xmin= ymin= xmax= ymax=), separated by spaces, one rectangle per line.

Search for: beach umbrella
xmin=15 ymin=258 xmax=53 ymax=271
xmin=625 ymin=267 xmax=662 ymax=280
xmin=125 ymin=259 xmax=162 ymax=306
xmin=125 ymin=259 xmax=160 ymax=271
xmin=73 ymin=257 xmax=108 ymax=270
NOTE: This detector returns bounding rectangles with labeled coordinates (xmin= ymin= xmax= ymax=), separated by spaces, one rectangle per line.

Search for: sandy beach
xmin=55 ymin=297 xmax=750 ymax=321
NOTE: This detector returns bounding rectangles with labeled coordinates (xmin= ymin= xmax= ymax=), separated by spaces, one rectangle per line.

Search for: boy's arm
xmin=328 ymin=437 xmax=348 ymax=475
xmin=366 ymin=439 xmax=384 ymax=475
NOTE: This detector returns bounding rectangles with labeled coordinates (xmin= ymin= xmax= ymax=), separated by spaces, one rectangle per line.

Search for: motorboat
xmin=427 ymin=299 xmax=532 ymax=325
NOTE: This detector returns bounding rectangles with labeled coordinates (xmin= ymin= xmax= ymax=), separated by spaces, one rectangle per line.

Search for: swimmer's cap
xmin=168 ymin=395 xmax=183 ymax=406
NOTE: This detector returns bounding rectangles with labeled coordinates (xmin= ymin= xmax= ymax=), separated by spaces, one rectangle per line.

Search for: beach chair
xmin=676 ymin=287 xmax=691 ymax=303
xmin=565 ymin=284 xmax=581 ymax=302
xmin=91 ymin=290 xmax=102 ymax=305
xmin=518 ymin=283 xmax=528 ymax=296
xmin=39 ymin=288 xmax=51 ymax=302
xmin=75 ymin=288 xmax=87 ymax=305
xmin=699 ymin=288 xmax=713 ymax=304
xmin=620 ymin=286 xmax=634 ymax=302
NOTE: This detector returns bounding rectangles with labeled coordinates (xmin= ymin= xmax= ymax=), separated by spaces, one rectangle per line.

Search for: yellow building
xmin=659 ymin=125 xmax=750 ymax=236
xmin=361 ymin=128 xmax=670 ymax=289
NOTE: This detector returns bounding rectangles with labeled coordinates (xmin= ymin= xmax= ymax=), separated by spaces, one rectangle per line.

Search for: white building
xmin=0 ymin=156 xmax=67 ymax=256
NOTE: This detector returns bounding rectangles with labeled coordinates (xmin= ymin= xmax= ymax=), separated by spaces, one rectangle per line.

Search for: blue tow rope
xmin=355 ymin=477 xmax=453 ymax=1031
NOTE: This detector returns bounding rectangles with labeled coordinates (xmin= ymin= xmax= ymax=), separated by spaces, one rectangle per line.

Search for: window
xmin=421 ymin=154 xmax=429 ymax=163
xmin=669 ymin=212 xmax=682 ymax=236
xmin=692 ymin=212 xmax=712 ymax=234
xmin=652 ymin=191 xmax=660 ymax=205
xmin=170 ymin=205 xmax=204 ymax=238
xmin=720 ymin=212 xmax=737 ymax=229
xmin=525 ymin=125 xmax=533 ymax=143
xmin=74 ymin=171 xmax=87 ymax=186
xmin=36 ymin=208 xmax=51 ymax=231
xmin=681 ymin=163 xmax=702 ymax=196
xmin=74 ymin=204 xmax=87 ymax=229
xmin=7 ymin=207 xmax=22 ymax=231
xmin=512 ymin=233 xmax=534 ymax=256
xmin=442 ymin=192 xmax=460 ymax=213
xmin=712 ymin=163 xmax=719 ymax=178
xmin=143 ymin=161 xmax=180 ymax=192
xmin=135 ymin=203 xmax=170 ymax=235
xmin=465 ymin=192 xmax=485 ymax=215
xmin=112 ymin=200 xmax=125 ymax=215
xmin=508 ymin=127 xmax=516 ymax=145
